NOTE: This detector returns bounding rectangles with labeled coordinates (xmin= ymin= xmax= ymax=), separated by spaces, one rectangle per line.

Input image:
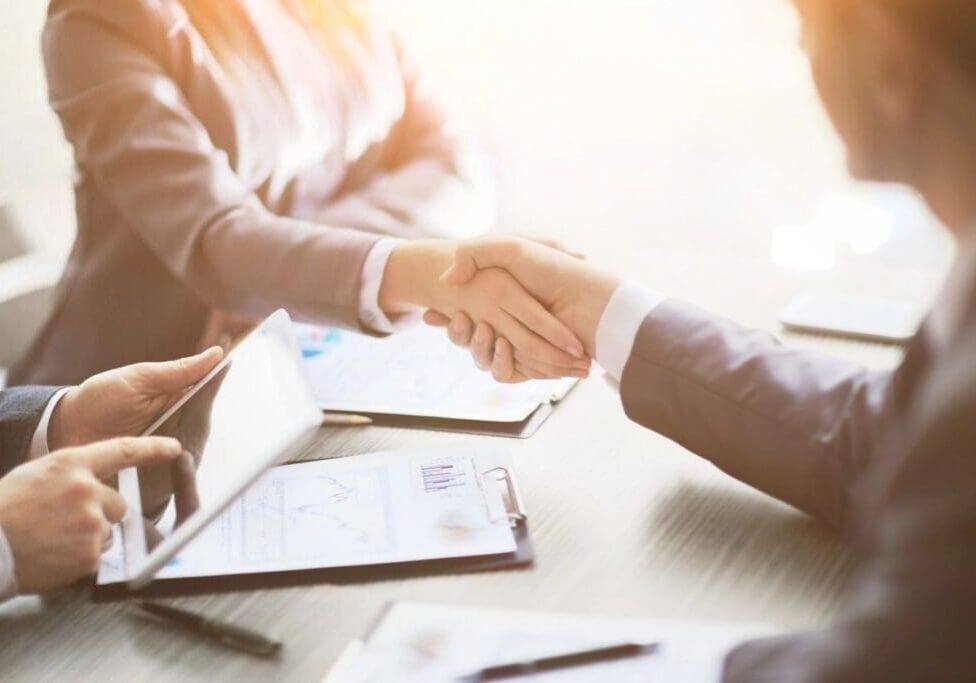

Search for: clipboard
xmin=298 ymin=325 xmax=580 ymax=439
xmin=331 ymin=381 xmax=577 ymax=439
xmin=91 ymin=466 xmax=533 ymax=602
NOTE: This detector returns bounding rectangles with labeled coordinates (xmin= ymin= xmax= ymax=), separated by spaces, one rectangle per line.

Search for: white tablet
xmin=106 ymin=310 xmax=323 ymax=590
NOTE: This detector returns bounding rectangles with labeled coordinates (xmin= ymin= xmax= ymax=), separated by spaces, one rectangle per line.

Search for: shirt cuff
xmin=358 ymin=238 xmax=422 ymax=334
xmin=0 ymin=524 xmax=18 ymax=601
xmin=595 ymin=281 xmax=666 ymax=385
xmin=28 ymin=388 xmax=72 ymax=460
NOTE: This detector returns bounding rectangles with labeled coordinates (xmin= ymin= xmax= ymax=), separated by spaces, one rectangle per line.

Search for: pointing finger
xmin=72 ymin=437 xmax=183 ymax=479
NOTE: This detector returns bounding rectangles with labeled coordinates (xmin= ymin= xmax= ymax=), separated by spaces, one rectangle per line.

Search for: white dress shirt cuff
xmin=595 ymin=281 xmax=666 ymax=384
xmin=0 ymin=524 xmax=18 ymax=601
xmin=358 ymin=238 xmax=422 ymax=334
xmin=28 ymin=388 xmax=72 ymax=460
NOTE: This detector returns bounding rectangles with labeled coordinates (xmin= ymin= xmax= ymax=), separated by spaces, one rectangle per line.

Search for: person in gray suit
xmin=428 ymin=0 xmax=976 ymax=679
xmin=0 ymin=349 xmax=221 ymax=602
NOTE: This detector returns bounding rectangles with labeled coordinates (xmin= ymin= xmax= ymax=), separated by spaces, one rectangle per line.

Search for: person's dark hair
xmin=880 ymin=1 xmax=976 ymax=78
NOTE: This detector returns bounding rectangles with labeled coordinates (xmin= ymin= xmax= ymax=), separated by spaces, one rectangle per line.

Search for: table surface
xmin=0 ymin=248 xmax=937 ymax=683
xmin=0 ymin=0 xmax=955 ymax=679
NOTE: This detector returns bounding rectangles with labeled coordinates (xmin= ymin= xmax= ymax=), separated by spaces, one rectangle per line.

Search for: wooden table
xmin=0 ymin=249 xmax=931 ymax=683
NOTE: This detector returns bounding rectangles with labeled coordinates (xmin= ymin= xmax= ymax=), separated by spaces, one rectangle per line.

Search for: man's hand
xmin=379 ymin=239 xmax=592 ymax=376
xmin=0 ymin=437 xmax=183 ymax=593
xmin=48 ymin=348 xmax=224 ymax=451
xmin=425 ymin=237 xmax=621 ymax=382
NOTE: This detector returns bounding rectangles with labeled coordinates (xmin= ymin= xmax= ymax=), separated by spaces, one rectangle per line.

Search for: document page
xmin=98 ymin=443 xmax=518 ymax=585
xmin=326 ymin=602 xmax=777 ymax=682
xmin=296 ymin=324 xmax=576 ymax=423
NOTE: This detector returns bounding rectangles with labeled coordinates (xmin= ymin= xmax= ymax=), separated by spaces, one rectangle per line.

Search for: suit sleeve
xmin=721 ymin=348 xmax=976 ymax=682
xmin=619 ymin=299 xmax=898 ymax=530
xmin=314 ymin=38 xmax=494 ymax=240
xmin=0 ymin=387 xmax=61 ymax=477
xmin=43 ymin=1 xmax=380 ymax=326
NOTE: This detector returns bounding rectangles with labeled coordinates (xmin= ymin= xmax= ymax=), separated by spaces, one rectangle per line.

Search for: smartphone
xmin=778 ymin=293 xmax=924 ymax=344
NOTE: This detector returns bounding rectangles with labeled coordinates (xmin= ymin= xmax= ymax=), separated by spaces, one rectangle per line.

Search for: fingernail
xmin=565 ymin=345 xmax=584 ymax=359
xmin=163 ymin=438 xmax=182 ymax=453
xmin=451 ymin=318 xmax=464 ymax=334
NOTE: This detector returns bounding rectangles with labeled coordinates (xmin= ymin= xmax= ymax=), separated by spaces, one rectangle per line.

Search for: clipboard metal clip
xmin=482 ymin=467 xmax=527 ymax=528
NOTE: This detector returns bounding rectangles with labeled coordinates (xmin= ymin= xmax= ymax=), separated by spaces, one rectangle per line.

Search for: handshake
xmin=382 ymin=236 xmax=622 ymax=383
xmin=0 ymin=237 xmax=613 ymax=597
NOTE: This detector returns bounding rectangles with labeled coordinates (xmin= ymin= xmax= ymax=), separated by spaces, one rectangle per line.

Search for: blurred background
xmin=0 ymin=0 xmax=955 ymax=364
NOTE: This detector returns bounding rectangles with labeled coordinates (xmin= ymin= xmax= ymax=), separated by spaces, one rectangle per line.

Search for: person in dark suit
xmin=427 ymin=0 xmax=976 ymax=679
xmin=0 ymin=387 xmax=63 ymax=477
xmin=0 ymin=348 xmax=221 ymax=601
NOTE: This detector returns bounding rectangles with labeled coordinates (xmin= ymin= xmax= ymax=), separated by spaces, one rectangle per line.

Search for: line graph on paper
xmin=241 ymin=468 xmax=396 ymax=564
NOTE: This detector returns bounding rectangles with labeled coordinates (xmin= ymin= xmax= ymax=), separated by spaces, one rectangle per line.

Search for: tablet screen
xmin=130 ymin=311 xmax=323 ymax=571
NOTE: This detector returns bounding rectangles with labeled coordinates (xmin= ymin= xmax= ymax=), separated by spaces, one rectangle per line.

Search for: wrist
xmin=563 ymin=270 xmax=620 ymax=358
xmin=47 ymin=388 xmax=81 ymax=452
xmin=378 ymin=240 xmax=456 ymax=313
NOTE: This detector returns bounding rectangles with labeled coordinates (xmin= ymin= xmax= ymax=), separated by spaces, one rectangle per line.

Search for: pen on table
xmin=322 ymin=413 xmax=373 ymax=426
xmin=134 ymin=601 xmax=282 ymax=658
xmin=457 ymin=642 xmax=660 ymax=681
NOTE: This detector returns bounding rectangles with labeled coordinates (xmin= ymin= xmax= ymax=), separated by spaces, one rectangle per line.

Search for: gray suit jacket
xmin=620 ymin=284 xmax=976 ymax=680
xmin=9 ymin=0 xmax=487 ymax=387
xmin=0 ymin=387 xmax=60 ymax=477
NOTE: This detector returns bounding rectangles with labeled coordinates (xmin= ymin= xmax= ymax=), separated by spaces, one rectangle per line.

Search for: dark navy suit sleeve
xmin=0 ymin=386 xmax=61 ymax=476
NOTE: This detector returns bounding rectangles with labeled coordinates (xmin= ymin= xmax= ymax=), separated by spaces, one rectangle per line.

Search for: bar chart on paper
xmin=421 ymin=461 xmax=468 ymax=494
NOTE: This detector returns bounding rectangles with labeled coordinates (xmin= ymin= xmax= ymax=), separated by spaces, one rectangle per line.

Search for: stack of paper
xmin=325 ymin=602 xmax=777 ymax=682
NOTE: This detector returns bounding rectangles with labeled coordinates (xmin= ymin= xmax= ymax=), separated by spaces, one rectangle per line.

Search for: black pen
xmin=135 ymin=601 xmax=282 ymax=659
xmin=458 ymin=641 xmax=660 ymax=680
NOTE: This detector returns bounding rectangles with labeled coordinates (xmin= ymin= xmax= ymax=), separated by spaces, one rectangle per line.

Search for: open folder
xmin=325 ymin=602 xmax=777 ymax=682
xmin=296 ymin=325 xmax=578 ymax=438
xmin=93 ymin=443 xmax=532 ymax=600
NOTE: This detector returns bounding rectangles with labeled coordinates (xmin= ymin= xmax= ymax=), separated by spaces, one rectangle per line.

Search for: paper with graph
xmin=296 ymin=324 xmax=577 ymax=423
xmin=119 ymin=443 xmax=518 ymax=580
xmin=325 ymin=602 xmax=777 ymax=682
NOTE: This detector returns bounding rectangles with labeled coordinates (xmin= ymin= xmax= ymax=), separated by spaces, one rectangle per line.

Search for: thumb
xmin=72 ymin=436 xmax=184 ymax=479
xmin=441 ymin=239 xmax=523 ymax=286
xmin=131 ymin=346 xmax=224 ymax=394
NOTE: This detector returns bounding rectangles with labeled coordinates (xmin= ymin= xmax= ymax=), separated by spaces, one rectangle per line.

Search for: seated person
xmin=431 ymin=0 xmax=976 ymax=679
xmin=0 ymin=348 xmax=221 ymax=600
xmin=10 ymin=0 xmax=585 ymax=387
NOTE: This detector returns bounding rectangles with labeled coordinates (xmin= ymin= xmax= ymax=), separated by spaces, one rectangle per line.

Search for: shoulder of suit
xmin=44 ymin=0 xmax=191 ymax=68
xmin=45 ymin=0 xmax=186 ymax=44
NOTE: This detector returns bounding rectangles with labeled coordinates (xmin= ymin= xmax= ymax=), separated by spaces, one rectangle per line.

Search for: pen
xmin=135 ymin=601 xmax=283 ymax=658
xmin=458 ymin=642 xmax=659 ymax=680
xmin=322 ymin=413 xmax=373 ymax=426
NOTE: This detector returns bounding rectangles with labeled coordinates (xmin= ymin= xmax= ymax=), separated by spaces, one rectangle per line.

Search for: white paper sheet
xmin=326 ymin=602 xmax=777 ymax=682
xmin=296 ymin=324 xmax=576 ymax=423
xmin=97 ymin=443 xmax=518 ymax=585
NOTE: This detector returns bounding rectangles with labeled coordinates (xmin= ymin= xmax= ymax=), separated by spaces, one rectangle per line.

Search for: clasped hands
xmin=386 ymin=237 xmax=620 ymax=383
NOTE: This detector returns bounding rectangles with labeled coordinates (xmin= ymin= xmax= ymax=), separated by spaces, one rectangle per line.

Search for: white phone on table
xmin=779 ymin=293 xmax=924 ymax=344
